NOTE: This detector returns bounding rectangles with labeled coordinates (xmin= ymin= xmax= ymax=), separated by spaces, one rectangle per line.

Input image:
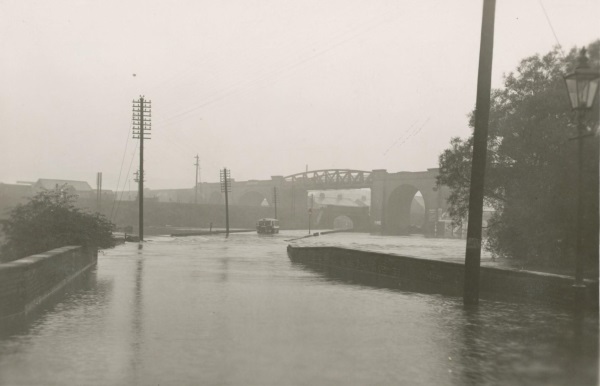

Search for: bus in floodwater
xmin=256 ymin=218 xmax=279 ymax=234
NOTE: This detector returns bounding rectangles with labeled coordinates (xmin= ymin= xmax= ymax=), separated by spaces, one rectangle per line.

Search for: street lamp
xmin=564 ymin=49 xmax=599 ymax=112
xmin=563 ymin=48 xmax=599 ymax=290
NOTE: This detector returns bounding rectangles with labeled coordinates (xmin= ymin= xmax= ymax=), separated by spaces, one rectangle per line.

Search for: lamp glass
xmin=582 ymin=79 xmax=598 ymax=108
xmin=565 ymin=77 xmax=579 ymax=108
xmin=565 ymin=70 xmax=600 ymax=110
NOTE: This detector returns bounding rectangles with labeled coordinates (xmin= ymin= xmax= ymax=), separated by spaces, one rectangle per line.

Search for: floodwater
xmin=0 ymin=232 xmax=597 ymax=386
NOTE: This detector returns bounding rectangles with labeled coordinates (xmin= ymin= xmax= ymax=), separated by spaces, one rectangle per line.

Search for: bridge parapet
xmin=284 ymin=169 xmax=372 ymax=190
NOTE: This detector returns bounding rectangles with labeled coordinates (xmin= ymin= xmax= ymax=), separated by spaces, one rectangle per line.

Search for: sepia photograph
xmin=0 ymin=0 xmax=598 ymax=385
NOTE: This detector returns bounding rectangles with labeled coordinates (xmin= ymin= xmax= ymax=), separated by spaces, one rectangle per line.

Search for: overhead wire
xmin=137 ymin=2 xmax=432 ymax=181
xmin=383 ymin=120 xmax=419 ymax=155
xmin=109 ymin=122 xmax=134 ymax=221
xmin=384 ymin=117 xmax=432 ymax=155
xmin=234 ymin=10 xmax=409 ymax=99
xmin=153 ymin=4 xmax=410 ymax=130
xmin=140 ymin=7 xmax=405 ymax=179
xmin=399 ymin=117 xmax=431 ymax=146
xmin=111 ymin=140 xmax=139 ymax=224
xmin=537 ymin=0 xmax=566 ymax=58
xmin=146 ymin=1 xmax=369 ymax=106
xmin=150 ymin=7 xmax=414 ymax=167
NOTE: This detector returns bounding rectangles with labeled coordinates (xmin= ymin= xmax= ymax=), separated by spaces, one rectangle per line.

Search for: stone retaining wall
xmin=287 ymin=245 xmax=599 ymax=309
xmin=0 ymin=246 xmax=97 ymax=322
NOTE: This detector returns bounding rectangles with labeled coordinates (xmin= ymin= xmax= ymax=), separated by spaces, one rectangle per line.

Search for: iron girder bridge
xmin=283 ymin=169 xmax=372 ymax=189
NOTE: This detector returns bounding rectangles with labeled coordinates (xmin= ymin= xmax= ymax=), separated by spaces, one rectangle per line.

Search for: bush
xmin=0 ymin=185 xmax=116 ymax=262
xmin=438 ymin=41 xmax=599 ymax=272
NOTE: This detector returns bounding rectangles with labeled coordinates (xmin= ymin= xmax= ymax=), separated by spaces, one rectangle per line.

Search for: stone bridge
xmin=0 ymin=168 xmax=450 ymax=234
xmin=178 ymin=168 xmax=449 ymax=235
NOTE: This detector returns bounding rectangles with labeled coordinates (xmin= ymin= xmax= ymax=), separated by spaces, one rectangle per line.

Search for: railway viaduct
xmin=187 ymin=168 xmax=450 ymax=235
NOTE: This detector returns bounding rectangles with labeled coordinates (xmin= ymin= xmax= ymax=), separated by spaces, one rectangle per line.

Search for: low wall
xmin=0 ymin=246 xmax=97 ymax=322
xmin=287 ymin=245 xmax=599 ymax=309
xmin=77 ymin=199 xmax=275 ymax=231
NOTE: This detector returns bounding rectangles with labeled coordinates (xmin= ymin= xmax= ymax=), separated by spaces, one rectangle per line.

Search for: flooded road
xmin=0 ymin=232 xmax=597 ymax=385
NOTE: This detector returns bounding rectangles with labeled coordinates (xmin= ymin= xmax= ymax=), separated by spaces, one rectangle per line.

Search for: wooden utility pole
xmin=273 ymin=187 xmax=278 ymax=219
xmin=194 ymin=154 xmax=200 ymax=204
xmin=463 ymin=0 xmax=496 ymax=306
xmin=291 ymin=180 xmax=295 ymax=224
xmin=220 ymin=168 xmax=231 ymax=235
xmin=133 ymin=96 xmax=151 ymax=245
xmin=308 ymin=193 xmax=314 ymax=234
xmin=96 ymin=172 xmax=102 ymax=213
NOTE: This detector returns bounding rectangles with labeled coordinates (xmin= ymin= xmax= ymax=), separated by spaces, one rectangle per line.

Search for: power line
xmin=383 ymin=119 xmax=419 ymax=155
xmin=111 ymin=141 xmax=139 ymax=223
xmin=537 ymin=0 xmax=566 ymax=58
xmin=110 ymin=123 xmax=134 ymax=221
xmin=148 ymin=4 xmax=435 ymax=160
xmin=146 ymin=2 xmax=383 ymax=117
xmin=383 ymin=117 xmax=431 ymax=155
xmin=194 ymin=154 xmax=200 ymax=204
xmin=154 ymin=6 xmax=413 ymax=129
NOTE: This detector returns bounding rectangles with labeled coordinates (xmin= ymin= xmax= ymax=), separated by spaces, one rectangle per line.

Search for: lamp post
xmin=563 ymin=48 xmax=600 ymax=292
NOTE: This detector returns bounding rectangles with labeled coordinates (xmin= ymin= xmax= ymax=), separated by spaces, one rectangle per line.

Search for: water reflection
xmin=0 ymin=268 xmax=112 ymax=338
xmin=448 ymin=303 xmax=598 ymax=386
xmin=458 ymin=308 xmax=486 ymax=386
xmin=290 ymin=259 xmax=459 ymax=296
xmin=0 ymin=234 xmax=597 ymax=386
xmin=129 ymin=251 xmax=144 ymax=383
xmin=219 ymin=240 xmax=230 ymax=283
xmin=567 ymin=309 xmax=599 ymax=386
xmin=288 ymin=244 xmax=599 ymax=386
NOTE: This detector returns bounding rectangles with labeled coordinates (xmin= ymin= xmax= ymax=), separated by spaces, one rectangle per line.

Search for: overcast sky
xmin=1 ymin=0 xmax=598 ymax=190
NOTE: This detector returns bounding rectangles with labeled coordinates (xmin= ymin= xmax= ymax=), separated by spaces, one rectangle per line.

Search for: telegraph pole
xmin=220 ymin=168 xmax=231 ymax=235
xmin=133 ymin=96 xmax=151 ymax=245
xmin=273 ymin=187 xmax=278 ymax=219
xmin=96 ymin=172 xmax=102 ymax=213
xmin=291 ymin=180 xmax=295 ymax=224
xmin=308 ymin=193 xmax=314 ymax=234
xmin=463 ymin=0 xmax=496 ymax=306
xmin=194 ymin=154 xmax=200 ymax=204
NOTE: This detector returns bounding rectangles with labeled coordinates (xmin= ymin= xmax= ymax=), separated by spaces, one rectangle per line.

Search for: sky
xmin=1 ymin=0 xmax=598 ymax=191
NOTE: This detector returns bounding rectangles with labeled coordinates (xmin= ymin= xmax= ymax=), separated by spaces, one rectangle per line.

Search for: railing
xmin=284 ymin=169 xmax=372 ymax=188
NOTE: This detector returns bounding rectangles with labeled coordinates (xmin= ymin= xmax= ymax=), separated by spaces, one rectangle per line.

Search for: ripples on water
xmin=0 ymin=232 xmax=597 ymax=386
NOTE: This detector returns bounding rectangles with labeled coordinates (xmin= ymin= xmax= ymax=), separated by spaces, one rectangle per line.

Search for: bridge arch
xmin=333 ymin=215 xmax=354 ymax=230
xmin=384 ymin=184 xmax=427 ymax=235
xmin=315 ymin=206 xmax=369 ymax=231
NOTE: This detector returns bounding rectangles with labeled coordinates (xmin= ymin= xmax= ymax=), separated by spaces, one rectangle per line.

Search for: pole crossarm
xmin=283 ymin=169 xmax=372 ymax=189
xmin=220 ymin=168 xmax=231 ymax=235
xmin=220 ymin=168 xmax=232 ymax=193
xmin=132 ymin=96 xmax=152 ymax=140
xmin=132 ymin=96 xmax=151 ymax=243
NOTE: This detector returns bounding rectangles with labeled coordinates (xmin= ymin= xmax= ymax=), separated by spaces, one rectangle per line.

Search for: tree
xmin=438 ymin=41 xmax=599 ymax=270
xmin=0 ymin=185 xmax=117 ymax=262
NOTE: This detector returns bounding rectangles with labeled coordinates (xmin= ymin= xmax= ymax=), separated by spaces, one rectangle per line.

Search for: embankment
xmin=0 ymin=246 xmax=97 ymax=323
xmin=287 ymin=245 xmax=599 ymax=309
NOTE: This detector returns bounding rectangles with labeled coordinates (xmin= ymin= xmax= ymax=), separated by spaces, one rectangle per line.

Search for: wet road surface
xmin=0 ymin=232 xmax=597 ymax=385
